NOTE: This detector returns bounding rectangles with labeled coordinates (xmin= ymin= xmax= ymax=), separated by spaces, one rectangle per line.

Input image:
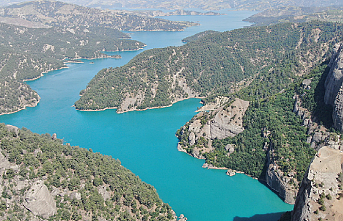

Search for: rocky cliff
xmin=289 ymin=42 xmax=343 ymax=221
xmin=265 ymin=149 xmax=298 ymax=204
xmin=291 ymin=146 xmax=343 ymax=221
xmin=324 ymin=43 xmax=343 ymax=131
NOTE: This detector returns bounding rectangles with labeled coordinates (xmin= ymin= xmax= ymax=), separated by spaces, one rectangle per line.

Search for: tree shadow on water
xmin=233 ymin=212 xmax=289 ymax=221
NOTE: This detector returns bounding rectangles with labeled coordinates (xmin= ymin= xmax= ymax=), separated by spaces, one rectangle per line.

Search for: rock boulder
xmin=23 ymin=180 xmax=57 ymax=219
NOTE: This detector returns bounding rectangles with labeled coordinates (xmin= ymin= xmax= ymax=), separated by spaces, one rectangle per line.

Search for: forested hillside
xmin=176 ymin=45 xmax=343 ymax=205
xmin=0 ymin=0 xmax=197 ymax=116
xmin=0 ymin=124 xmax=177 ymax=220
xmin=75 ymin=21 xmax=343 ymax=113
xmin=0 ymin=22 xmax=144 ymax=115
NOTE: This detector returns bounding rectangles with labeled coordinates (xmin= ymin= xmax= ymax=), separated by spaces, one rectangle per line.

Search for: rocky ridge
xmin=264 ymin=88 xmax=342 ymax=205
xmin=287 ymin=42 xmax=343 ymax=220
xmin=244 ymin=6 xmax=343 ymax=27
xmin=14 ymin=0 xmax=343 ymax=11
xmin=175 ymin=39 xmax=343 ymax=205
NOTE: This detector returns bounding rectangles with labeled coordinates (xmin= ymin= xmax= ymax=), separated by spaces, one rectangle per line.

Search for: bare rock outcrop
xmin=210 ymin=98 xmax=249 ymax=139
xmin=324 ymin=43 xmax=343 ymax=132
xmin=265 ymin=150 xmax=298 ymax=204
xmin=291 ymin=147 xmax=343 ymax=221
xmin=324 ymin=44 xmax=343 ymax=107
xmin=0 ymin=150 xmax=12 ymax=174
xmin=5 ymin=124 xmax=19 ymax=136
xmin=294 ymin=95 xmax=311 ymax=121
xmin=177 ymin=98 xmax=249 ymax=159
xmin=98 ymin=185 xmax=111 ymax=201
xmin=332 ymin=84 xmax=343 ymax=131
xmin=23 ymin=180 xmax=57 ymax=219
xmin=0 ymin=148 xmax=19 ymax=174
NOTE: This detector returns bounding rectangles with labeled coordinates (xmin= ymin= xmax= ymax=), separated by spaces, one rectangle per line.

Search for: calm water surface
xmin=0 ymin=11 xmax=293 ymax=220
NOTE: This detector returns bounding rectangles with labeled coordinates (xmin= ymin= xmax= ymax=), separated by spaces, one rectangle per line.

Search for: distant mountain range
xmin=0 ymin=0 xmax=194 ymax=31
xmin=245 ymin=6 xmax=343 ymax=26
xmin=1 ymin=0 xmax=342 ymax=10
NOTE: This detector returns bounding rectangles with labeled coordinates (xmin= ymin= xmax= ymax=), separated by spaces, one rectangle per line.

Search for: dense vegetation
xmin=295 ymin=63 xmax=333 ymax=127
xmin=205 ymin=89 xmax=316 ymax=181
xmin=181 ymin=30 xmax=219 ymax=43
xmin=75 ymin=21 xmax=343 ymax=113
xmin=177 ymin=60 xmax=333 ymax=184
xmin=0 ymin=124 xmax=176 ymax=220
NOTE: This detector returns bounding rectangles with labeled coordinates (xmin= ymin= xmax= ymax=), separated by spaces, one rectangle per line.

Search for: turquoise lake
xmin=0 ymin=10 xmax=293 ymax=220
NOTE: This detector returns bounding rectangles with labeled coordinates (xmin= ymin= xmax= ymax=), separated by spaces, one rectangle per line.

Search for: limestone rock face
xmin=69 ymin=191 xmax=82 ymax=201
xmin=324 ymin=44 xmax=343 ymax=107
xmin=23 ymin=180 xmax=57 ymax=219
xmin=292 ymin=147 xmax=343 ymax=221
xmin=188 ymin=132 xmax=196 ymax=146
xmin=324 ymin=44 xmax=343 ymax=132
xmin=210 ymin=98 xmax=249 ymax=140
xmin=177 ymin=98 xmax=249 ymax=159
xmin=0 ymin=150 xmax=12 ymax=173
xmin=0 ymin=149 xmax=19 ymax=173
xmin=332 ymin=84 xmax=343 ymax=131
xmin=265 ymin=151 xmax=297 ymax=204
xmin=293 ymin=95 xmax=310 ymax=120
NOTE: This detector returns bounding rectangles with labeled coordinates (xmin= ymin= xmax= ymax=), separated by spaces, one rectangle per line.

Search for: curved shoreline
xmin=75 ymin=96 xmax=206 ymax=114
xmin=23 ymin=46 xmax=145 ymax=83
xmin=8 ymin=48 xmax=144 ymax=117
xmin=0 ymin=95 xmax=41 ymax=116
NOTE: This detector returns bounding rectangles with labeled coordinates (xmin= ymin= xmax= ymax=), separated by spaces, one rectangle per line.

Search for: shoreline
xmin=23 ymin=46 xmax=146 ymax=83
xmin=203 ymin=162 xmax=258 ymax=180
xmin=11 ymin=47 xmax=144 ymax=116
xmin=0 ymin=95 xmax=40 ymax=116
xmin=179 ymin=146 xmax=258 ymax=180
xmin=75 ymin=96 xmax=206 ymax=114
xmin=23 ymin=66 xmax=69 ymax=82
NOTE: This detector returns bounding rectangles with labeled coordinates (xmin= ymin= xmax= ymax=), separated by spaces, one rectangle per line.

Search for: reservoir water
xmin=0 ymin=11 xmax=293 ymax=220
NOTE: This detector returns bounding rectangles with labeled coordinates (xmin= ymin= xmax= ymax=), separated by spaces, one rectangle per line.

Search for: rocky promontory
xmin=177 ymin=98 xmax=249 ymax=159
xmin=291 ymin=146 xmax=343 ymax=221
